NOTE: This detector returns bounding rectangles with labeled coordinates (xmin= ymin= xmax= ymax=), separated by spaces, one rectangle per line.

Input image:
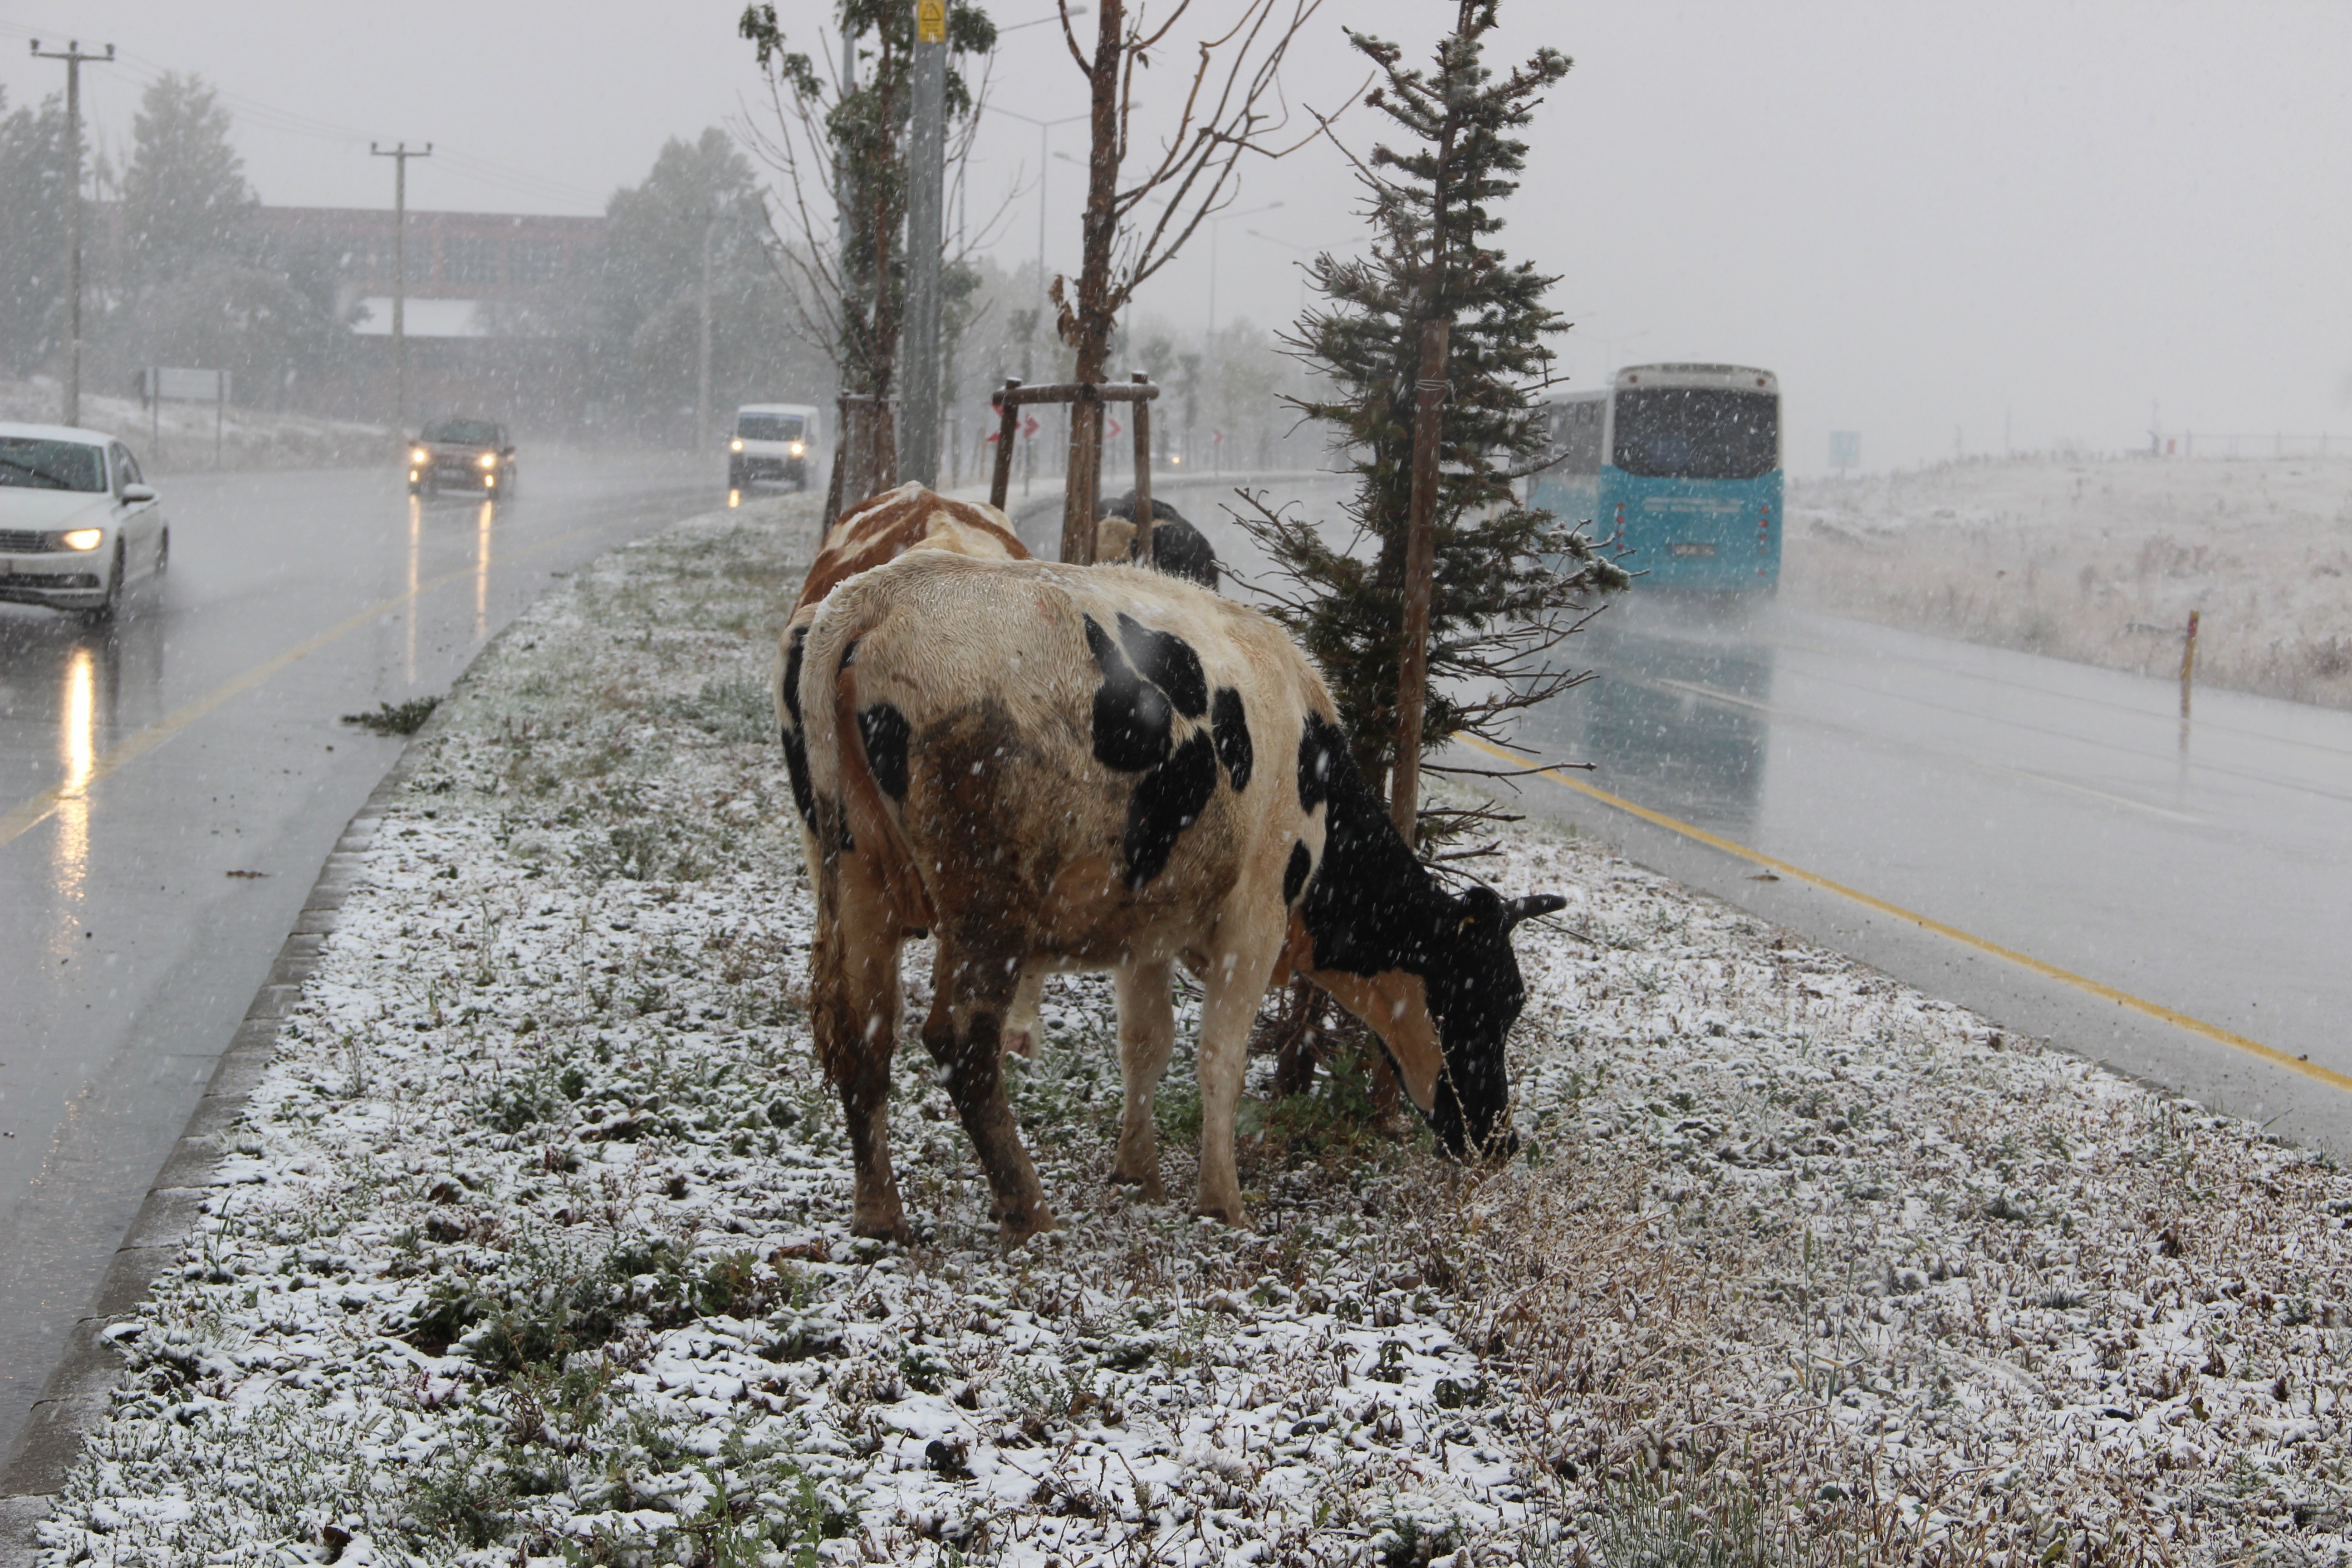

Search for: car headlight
xmin=60 ymin=528 xmax=104 ymax=551
xmin=789 ymin=441 xmax=805 ymax=456
xmin=730 ymin=438 xmax=744 ymax=452
xmin=411 ymin=447 xmax=429 ymax=465
xmin=478 ymin=452 xmax=498 ymax=469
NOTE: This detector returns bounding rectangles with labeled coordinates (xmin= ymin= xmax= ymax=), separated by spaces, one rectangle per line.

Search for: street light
xmin=994 ymin=5 xmax=1088 ymax=34
xmin=993 ymin=108 xmax=1090 ymax=328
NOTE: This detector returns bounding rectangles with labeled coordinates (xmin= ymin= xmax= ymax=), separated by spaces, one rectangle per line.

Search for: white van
xmin=729 ymin=403 xmax=820 ymax=491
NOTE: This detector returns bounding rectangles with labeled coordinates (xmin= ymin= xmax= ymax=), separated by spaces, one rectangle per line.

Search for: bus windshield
xmin=423 ymin=419 xmax=502 ymax=446
xmin=1611 ymin=390 xmax=1779 ymax=480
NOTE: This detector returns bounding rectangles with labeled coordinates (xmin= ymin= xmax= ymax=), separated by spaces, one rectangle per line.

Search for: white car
xmin=728 ymin=403 xmax=819 ymax=491
xmin=0 ymin=422 xmax=168 ymax=621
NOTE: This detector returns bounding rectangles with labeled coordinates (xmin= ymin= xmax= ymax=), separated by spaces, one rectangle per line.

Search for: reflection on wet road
xmin=1500 ymin=593 xmax=2352 ymax=1154
xmin=0 ymin=453 xmax=710 ymax=1464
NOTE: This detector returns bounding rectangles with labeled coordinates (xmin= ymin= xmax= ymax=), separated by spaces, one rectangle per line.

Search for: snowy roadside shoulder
xmin=32 ymin=493 xmax=2352 ymax=1567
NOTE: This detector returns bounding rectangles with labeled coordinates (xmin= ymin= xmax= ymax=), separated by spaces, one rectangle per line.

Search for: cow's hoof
xmin=1003 ymin=1028 xmax=1039 ymax=1059
xmin=851 ymin=1208 xmax=910 ymax=1245
xmin=997 ymin=1205 xmax=1057 ymax=1246
xmin=1108 ymin=1168 xmax=1166 ymax=1201
xmin=1192 ymin=1201 xmax=1250 ymax=1230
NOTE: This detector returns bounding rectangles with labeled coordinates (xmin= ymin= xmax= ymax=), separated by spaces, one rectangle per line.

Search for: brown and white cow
xmin=779 ymin=482 xmax=1203 ymax=1058
xmin=791 ymin=549 xmax=1563 ymax=1242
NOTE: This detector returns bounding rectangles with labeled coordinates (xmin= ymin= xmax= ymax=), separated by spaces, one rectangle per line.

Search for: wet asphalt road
xmin=0 ymin=451 xmax=715 ymax=1464
xmin=1491 ymin=596 xmax=2352 ymax=1157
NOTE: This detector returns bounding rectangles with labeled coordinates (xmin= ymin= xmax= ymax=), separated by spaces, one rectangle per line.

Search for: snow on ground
xmin=0 ymin=378 xmax=390 ymax=472
xmin=1787 ymin=454 xmax=2352 ymax=711
xmin=34 ymin=494 xmax=2352 ymax=1566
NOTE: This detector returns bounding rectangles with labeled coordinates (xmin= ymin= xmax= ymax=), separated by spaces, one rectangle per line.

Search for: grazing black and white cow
xmin=792 ymin=550 xmax=1563 ymax=1242
xmin=1096 ymin=491 xmax=1219 ymax=591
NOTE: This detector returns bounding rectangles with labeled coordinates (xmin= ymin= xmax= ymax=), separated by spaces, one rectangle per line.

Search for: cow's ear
xmin=1504 ymin=893 xmax=1568 ymax=930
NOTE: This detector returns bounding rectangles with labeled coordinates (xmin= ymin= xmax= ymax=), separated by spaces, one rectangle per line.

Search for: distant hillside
xmin=0 ymin=379 xmax=391 ymax=473
xmin=1787 ymin=454 xmax=2352 ymax=711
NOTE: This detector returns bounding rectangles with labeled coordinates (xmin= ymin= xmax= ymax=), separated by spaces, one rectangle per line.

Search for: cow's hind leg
xmin=809 ymin=858 xmax=909 ymax=1242
xmin=922 ymin=946 xmax=1054 ymax=1244
xmin=1193 ymin=926 xmax=1286 ymax=1229
xmin=1109 ymin=959 xmax=1176 ymax=1199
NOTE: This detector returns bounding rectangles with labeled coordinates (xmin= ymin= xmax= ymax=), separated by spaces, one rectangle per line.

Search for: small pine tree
xmin=1240 ymin=1 xmax=1627 ymax=816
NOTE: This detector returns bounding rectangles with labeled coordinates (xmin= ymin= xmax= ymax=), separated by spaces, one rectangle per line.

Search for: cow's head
xmin=1419 ymin=884 xmax=1567 ymax=1160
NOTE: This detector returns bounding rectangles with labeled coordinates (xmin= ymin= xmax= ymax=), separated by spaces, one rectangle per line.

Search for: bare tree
xmin=1047 ymin=0 xmax=1328 ymax=562
xmin=738 ymin=1 xmax=1004 ymax=512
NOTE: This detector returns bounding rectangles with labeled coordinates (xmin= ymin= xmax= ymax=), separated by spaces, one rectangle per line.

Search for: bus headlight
xmin=410 ymin=447 xmax=429 ymax=465
xmin=788 ymin=441 xmax=805 ymax=457
xmin=60 ymin=528 xmax=104 ymax=551
xmin=730 ymin=438 xmax=744 ymax=452
xmin=478 ymin=451 xmax=498 ymax=470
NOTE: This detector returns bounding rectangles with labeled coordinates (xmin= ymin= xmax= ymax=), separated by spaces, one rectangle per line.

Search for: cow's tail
xmin=797 ymin=586 xmax=934 ymax=931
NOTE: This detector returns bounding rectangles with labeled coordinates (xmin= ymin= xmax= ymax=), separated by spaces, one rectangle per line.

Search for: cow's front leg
xmin=808 ymin=858 xmax=908 ymax=1242
xmin=1109 ymin=959 xmax=1176 ymax=1198
xmin=1192 ymin=930 xmax=1284 ymax=1228
xmin=1002 ymin=963 xmax=1047 ymax=1059
xmin=922 ymin=946 xmax=1054 ymax=1244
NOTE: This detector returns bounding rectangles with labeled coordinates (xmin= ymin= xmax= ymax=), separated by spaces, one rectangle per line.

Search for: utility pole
xmin=902 ymin=0 xmax=949 ymax=486
xmin=30 ymin=39 xmax=113 ymax=428
xmin=371 ymin=141 xmax=431 ymax=432
xmin=696 ymin=206 xmax=715 ymax=451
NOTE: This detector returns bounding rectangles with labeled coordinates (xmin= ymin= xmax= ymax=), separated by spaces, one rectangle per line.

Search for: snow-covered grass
xmin=34 ymin=493 xmax=2352 ymax=1566
xmin=1787 ymin=454 xmax=2352 ymax=711
xmin=0 ymin=377 xmax=391 ymax=472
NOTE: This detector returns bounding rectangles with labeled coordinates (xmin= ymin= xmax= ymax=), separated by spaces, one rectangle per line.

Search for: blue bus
xmin=1529 ymin=364 xmax=1782 ymax=591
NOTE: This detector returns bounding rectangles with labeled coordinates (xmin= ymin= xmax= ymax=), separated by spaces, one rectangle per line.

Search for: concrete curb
xmin=0 ymin=750 xmax=418 ymax=1565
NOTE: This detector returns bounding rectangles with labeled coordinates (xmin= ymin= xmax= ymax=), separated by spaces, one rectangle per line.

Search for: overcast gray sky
xmin=4 ymin=1 xmax=2347 ymax=472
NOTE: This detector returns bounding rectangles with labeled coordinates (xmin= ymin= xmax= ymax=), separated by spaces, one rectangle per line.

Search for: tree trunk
xmin=1059 ymin=0 xmax=1126 ymax=564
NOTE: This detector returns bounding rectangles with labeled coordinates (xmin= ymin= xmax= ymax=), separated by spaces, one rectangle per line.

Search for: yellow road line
xmin=0 ymin=519 xmax=612 ymax=851
xmin=1461 ymin=734 xmax=2352 ymax=1095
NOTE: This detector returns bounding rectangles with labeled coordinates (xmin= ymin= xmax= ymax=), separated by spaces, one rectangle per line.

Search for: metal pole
xmin=904 ymin=1 xmax=948 ymax=486
xmin=30 ymin=40 xmax=112 ymax=427
xmin=696 ymin=209 xmax=714 ymax=451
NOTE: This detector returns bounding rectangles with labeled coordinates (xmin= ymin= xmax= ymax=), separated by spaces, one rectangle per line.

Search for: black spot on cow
xmin=1123 ymin=732 xmax=1217 ymax=887
xmin=858 ymin=702 xmax=911 ymax=800
xmin=1283 ymin=839 xmax=1312 ymax=905
xmin=1297 ymin=711 xmax=1339 ymax=813
xmin=781 ymin=627 xmax=815 ymax=826
xmin=1084 ymin=615 xmax=1172 ymax=771
xmin=1211 ymin=686 xmax=1252 ymax=792
xmin=1116 ymin=612 xmax=1207 ymax=718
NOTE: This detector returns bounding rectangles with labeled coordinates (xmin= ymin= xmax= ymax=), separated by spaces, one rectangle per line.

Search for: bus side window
xmin=1561 ymin=402 xmax=1603 ymax=474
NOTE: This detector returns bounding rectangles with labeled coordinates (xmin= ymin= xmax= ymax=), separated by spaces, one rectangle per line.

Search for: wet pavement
xmin=0 ymin=452 xmax=715 ymax=1464
xmin=1495 ymin=593 xmax=2352 ymax=1156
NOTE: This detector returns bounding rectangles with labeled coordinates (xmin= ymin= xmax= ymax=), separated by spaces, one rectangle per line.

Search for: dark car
xmin=408 ymin=417 xmax=518 ymax=497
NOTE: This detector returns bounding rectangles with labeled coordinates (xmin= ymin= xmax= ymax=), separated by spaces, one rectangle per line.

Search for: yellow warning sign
xmin=916 ymin=0 xmax=946 ymax=43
